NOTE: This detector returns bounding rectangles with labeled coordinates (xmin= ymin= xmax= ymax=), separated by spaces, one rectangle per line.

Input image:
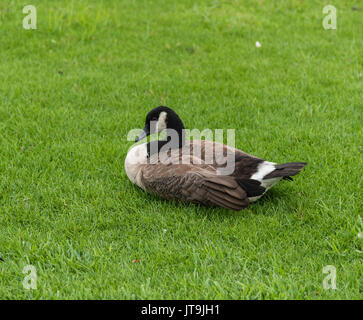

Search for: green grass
xmin=0 ymin=0 xmax=362 ymax=299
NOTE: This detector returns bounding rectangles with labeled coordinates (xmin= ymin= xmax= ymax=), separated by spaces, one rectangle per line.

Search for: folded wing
xmin=141 ymin=164 xmax=264 ymax=210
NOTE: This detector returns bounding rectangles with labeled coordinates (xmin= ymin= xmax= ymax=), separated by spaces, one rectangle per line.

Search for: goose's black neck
xmin=147 ymin=125 xmax=185 ymax=157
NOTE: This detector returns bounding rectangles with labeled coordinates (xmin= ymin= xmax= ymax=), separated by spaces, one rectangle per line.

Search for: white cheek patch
xmin=156 ymin=111 xmax=167 ymax=133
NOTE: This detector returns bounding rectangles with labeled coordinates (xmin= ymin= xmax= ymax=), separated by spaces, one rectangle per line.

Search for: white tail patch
xmin=250 ymin=161 xmax=281 ymax=192
xmin=251 ymin=161 xmax=276 ymax=181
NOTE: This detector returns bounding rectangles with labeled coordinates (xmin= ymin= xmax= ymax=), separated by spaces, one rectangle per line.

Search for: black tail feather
xmin=283 ymin=176 xmax=294 ymax=181
xmin=237 ymin=179 xmax=266 ymax=197
xmin=264 ymin=162 xmax=307 ymax=180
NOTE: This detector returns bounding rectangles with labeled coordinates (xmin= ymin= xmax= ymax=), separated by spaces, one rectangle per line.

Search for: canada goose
xmin=125 ymin=106 xmax=306 ymax=210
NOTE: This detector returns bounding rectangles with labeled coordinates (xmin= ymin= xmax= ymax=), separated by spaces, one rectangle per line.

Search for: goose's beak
xmin=135 ymin=127 xmax=149 ymax=142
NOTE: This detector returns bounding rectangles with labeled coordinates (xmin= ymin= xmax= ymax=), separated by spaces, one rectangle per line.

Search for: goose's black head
xmin=135 ymin=106 xmax=185 ymax=142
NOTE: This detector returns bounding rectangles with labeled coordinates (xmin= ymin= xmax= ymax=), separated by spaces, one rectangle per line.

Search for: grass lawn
xmin=0 ymin=0 xmax=362 ymax=299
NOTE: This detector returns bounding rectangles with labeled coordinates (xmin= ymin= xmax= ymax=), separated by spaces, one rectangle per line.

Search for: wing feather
xmin=141 ymin=164 xmax=250 ymax=210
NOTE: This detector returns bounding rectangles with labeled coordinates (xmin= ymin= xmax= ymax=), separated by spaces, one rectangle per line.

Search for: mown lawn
xmin=0 ymin=0 xmax=362 ymax=299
